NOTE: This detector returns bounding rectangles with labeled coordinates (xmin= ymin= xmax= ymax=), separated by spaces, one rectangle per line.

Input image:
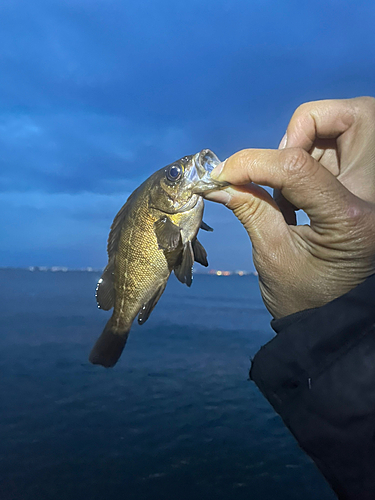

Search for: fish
xmin=89 ymin=149 xmax=226 ymax=368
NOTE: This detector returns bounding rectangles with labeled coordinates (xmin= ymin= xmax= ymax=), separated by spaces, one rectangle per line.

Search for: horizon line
xmin=0 ymin=265 xmax=256 ymax=276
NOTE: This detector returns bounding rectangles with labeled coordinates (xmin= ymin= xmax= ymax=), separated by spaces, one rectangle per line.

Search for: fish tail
xmin=89 ymin=318 xmax=129 ymax=368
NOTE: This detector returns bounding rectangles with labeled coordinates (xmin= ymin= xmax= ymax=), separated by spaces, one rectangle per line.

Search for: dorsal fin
xmin=107 ymin=187 xmax=140 ymax=261
xmin=97 ymin=189 xmax=141 ymax=311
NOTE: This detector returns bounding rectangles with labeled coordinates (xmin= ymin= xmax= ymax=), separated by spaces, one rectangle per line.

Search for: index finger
xmin=212 ymin=148 xmax=353 ymax=228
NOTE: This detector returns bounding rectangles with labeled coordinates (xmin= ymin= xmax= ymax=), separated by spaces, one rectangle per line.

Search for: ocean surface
xmin=0 ymin=268 xmax=335 ymax=500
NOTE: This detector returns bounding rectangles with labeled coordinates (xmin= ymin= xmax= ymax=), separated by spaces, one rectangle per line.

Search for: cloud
xmin=2 ymin=0 xmax=375 ymax=124
xmin=2 ymin=0 xmax=375 ymax=199
xmin=0 ymin=112 xmax=197 ymax=194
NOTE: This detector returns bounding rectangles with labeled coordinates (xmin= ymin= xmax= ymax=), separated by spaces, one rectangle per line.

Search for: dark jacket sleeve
xmin=250 ymin=274 xmax=375 ymax=500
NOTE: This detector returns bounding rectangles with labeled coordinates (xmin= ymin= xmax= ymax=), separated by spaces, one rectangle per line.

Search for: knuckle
xmin=352 ymin=96 xmax=375 ymax=120
xmin=341 ymin=201 xmax=375 ymax=251
xmin=347 ymin=202 xmax=375 ymax=231
xmin=292 ymin=99 xmax=328 ymax=124
xmin=341 ymin=204 xmax=366 ymax=237
xmin=293 ymin=101 xmax=313 ymax=117
xmin=345 ymin=203 xmax=365 ymax=223
xmin=355 ymin=96 xmax=375 ymax=108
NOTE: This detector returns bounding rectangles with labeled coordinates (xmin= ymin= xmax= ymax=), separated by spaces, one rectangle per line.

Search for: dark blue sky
xmin=1 ymin=0 xmax=375 ymax=270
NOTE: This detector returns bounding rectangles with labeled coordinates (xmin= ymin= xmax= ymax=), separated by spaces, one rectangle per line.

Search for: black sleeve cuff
xmin=250 ymin=274 xmax=375 ymax=499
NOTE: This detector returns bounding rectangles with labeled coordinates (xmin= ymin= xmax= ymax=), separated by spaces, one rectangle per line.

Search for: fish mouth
xmin=195 ymin=149 xmax=221 ymax=178
xmin=189 ymin=149 xmax=229 ymax=194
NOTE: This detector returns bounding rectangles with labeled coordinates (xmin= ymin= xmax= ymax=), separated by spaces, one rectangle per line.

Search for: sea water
xmin=0 ymin=269 xmax=335 ymax=500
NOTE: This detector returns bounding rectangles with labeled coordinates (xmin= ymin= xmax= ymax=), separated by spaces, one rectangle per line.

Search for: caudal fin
xmin=89 ymin=321 xmax=129 ymax=368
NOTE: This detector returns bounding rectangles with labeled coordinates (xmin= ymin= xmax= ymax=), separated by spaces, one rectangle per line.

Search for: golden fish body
xmin=108 ymin=195 xmax=204 ymax=331
xmin=89 ymin=149 xmax=225 ymax=368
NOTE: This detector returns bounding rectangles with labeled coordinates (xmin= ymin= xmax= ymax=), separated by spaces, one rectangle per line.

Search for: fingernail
xmin=278 ymin=132 xmax=288 ymax=149
xmin=210 ymin=159 xmax=227 ymax=180
xmin=204 ymin=190 xmax=231 ymax=205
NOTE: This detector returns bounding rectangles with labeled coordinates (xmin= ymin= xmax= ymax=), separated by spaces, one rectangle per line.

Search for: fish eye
xmin=166 ymin=164 xmax=182 ymax=182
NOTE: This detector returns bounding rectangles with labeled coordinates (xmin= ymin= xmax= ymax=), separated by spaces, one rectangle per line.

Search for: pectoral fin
xmin=138 ymin=283 xmax=167 ymax=325
xmin=192 ymin=238 xmax=208 ymax=267
xmin=174 ymin=240 xmax=194 ymax=287
xmin=154 ymin=216 xmax=181 ymax=251
xmin=95 ymin=261 xmax=115 ymax=310
xmin=200 ymin=221 xmax=213 ymax=232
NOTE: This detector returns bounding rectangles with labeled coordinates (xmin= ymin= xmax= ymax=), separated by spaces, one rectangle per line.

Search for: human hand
xmin=205 ymin=98 xmax=375 ymax=318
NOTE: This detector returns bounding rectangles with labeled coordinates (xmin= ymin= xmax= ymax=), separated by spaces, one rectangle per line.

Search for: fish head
xmin=150 ymin=149 xmax=228 ymax=213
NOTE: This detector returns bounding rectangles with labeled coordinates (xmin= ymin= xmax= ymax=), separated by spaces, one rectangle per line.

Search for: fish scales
xmin=113 ymin=202 xmax=169 ymax=331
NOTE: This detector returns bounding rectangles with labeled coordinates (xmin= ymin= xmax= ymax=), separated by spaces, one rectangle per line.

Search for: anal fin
xmin=192 ymin=238 xmax=208 ymax=267
xmin=138 ymin=283 xmax=167 ymax=325
xmin=174 ymin=240 xmax=194 ymax=287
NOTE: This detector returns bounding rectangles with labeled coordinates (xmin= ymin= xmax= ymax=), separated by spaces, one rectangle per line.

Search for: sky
xmin=1 ymin=0 xmax=375 ymax=271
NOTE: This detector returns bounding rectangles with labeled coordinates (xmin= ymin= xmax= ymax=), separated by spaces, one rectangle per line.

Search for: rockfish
xmin=89 ymin=149 xmax=226 ymax=368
